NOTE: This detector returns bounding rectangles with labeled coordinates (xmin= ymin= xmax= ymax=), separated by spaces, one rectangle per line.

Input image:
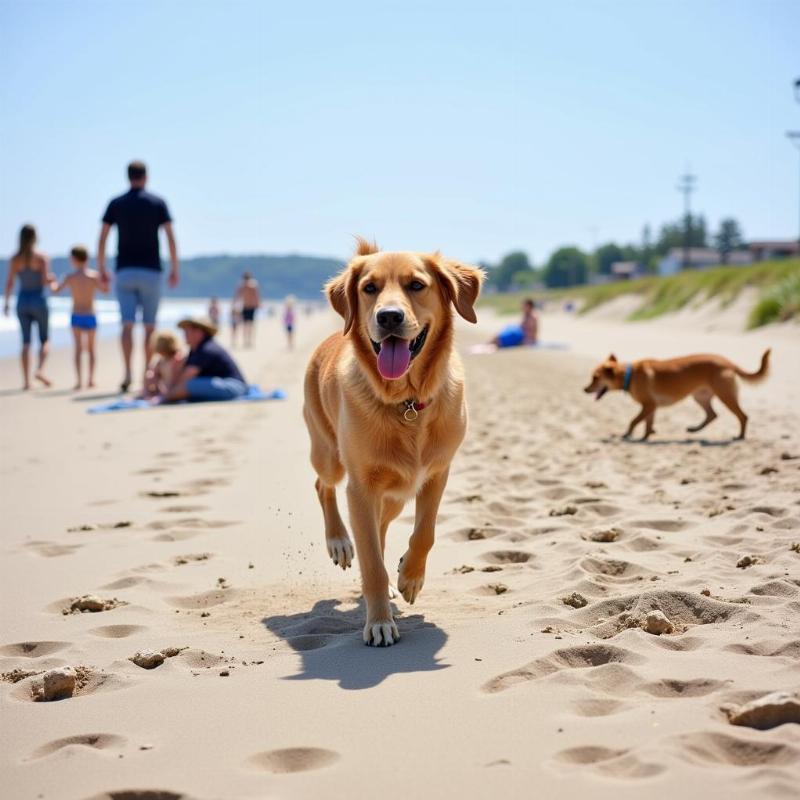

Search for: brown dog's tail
xmin=734 ymin=348 xmax=770 ymax=383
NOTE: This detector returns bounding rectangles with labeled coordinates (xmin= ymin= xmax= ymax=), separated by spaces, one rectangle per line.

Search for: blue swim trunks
xmin=496 ymin=324 xmax=525 ymax=348
xmin=71 ymin=313 xmax=97 ymax=330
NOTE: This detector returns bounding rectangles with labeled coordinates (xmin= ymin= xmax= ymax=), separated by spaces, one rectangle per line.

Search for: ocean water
xmin=0 ymin=296 xmax=213 ymax=358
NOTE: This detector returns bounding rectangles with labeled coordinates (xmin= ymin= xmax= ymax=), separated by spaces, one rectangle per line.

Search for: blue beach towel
xmin=88 ymin=386 xmax=286 ymax=414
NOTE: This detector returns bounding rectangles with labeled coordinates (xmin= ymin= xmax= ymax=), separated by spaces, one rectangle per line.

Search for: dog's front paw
xmin=363 ymin=618 xmax=399 ymax=647
xmin=397 ymin=553 xmax=426 ymax=604
xmin=326 ymin=536 xmax=354 ymax=570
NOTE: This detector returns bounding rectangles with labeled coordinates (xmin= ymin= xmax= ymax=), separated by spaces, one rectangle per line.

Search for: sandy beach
xmin=1 ymin=305 xmax=799 ymax=800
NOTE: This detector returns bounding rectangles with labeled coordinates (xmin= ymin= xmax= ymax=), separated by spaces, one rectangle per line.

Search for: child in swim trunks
xmin=143 ymin=330 xmax=186 ymax=398
xmin=54 ymin=246 xmax=103 ymax=389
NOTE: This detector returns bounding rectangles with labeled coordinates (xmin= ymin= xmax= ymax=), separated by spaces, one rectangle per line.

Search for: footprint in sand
xmin=152 ymin=531 xmax=202 ymax=543
xmin=147 ymin=518 xmax=237 ymax=531
xmin=10 ymin=667 xmax=129 ymax=703
xmin=166 ymin=589 xmax=237 ymax=610
xmin=676 ymin=731 xmax=800 ymax=767
xmin=448 ymin=526 xmax=504 ymax=542
xmin=629 ymin=518 xmax=689 ymax=532
xmin=23 ymin=541 xmax=82 ymax=557
xmin=160 ymin=505 xmax=210 ymax=514
xmin=88 ymin=625 xmax=148 ymax=639
xmin=247 ymin=747 xmax=340 ymax=774
xmin=82 ymin=792 xmax=190 ymax=800
xmin=482 ymin=550 xmax=534 ymax=565
xmin=27 ymin=733 xmax=127 ymax=760
xmin=570 ymin=697 xmax=627 ymax=717
xmin=284 ymin=634 xmax=336 ymax=652
xmin=482 ymin=643 xmax=646 ymax=694
xmin=565 ymin=589 xmax=759 ymax=640
xmin=639 ymin=677 xmax=729 ymax=698
xmin=553 ymin=746 xmax=664 ymax=779
xmin=0 ymin=640 xmax=69 ymax=658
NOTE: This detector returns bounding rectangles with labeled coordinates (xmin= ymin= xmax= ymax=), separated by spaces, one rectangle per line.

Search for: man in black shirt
xmin=98 ymin=160 xmax=179 ymax=392
xmin=164 ymin=317 xmax=247 ymax=402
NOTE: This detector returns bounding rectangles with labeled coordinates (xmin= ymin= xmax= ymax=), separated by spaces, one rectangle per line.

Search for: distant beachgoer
xmin=283 ymin=295 xmax=295 ymax=349
xmin=54 ymin=246 xmax=103 ymax=389
xmin=3 ymin=224 xmax=56 ymax=389
xmin=208 ymin=297 xmax=221 ymax=327
xmin=234 ymin=271 xmax=260 ymax=347
xmin=490 ymin=298 xmax=539 ymax=348
xmin=230 ymin=300 xmax=241 ymax=347
xmin=143 ymin=330 xmax=186 ymax=398
xmin=97 ymin=160 xmax=179 ymax=392
xmin=163 ymin=317 xmax=247 ymax=401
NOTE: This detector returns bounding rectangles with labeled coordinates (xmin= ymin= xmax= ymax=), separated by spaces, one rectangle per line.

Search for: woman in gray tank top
xmin=3 ymin=224 xmax=56 ymax=389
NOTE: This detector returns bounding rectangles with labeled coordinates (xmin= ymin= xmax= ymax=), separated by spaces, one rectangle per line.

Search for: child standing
xmin=54 ymin=246 xmax=102 ymax=389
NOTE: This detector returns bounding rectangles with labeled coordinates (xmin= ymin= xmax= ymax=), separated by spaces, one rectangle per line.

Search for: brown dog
xmin=584 ymin=350 xmax=770 ymax=440
xmin=303 ymin=239 xmax=484 ymax=646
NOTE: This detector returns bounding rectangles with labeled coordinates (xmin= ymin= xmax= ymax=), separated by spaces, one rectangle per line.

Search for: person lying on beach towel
xmin=162 ymin=316 xmax=247 ymax=402
xmin=470 ymin=298 xmax=541 ymax=354
xmin=494 ymin=298 xmax=538 ymax=347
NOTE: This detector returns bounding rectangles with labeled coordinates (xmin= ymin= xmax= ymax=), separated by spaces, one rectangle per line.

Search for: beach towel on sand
xmin=87 ymin=386 xmax=286 ymax=414
xmin=468 ymin=341 xmax=570 ymax=355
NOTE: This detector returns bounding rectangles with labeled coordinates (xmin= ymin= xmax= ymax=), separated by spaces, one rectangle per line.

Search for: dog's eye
xmin=408 ymin=280 xmax=425 ymax=292
xmin=362 ymin=282 xmax=378 ymax=294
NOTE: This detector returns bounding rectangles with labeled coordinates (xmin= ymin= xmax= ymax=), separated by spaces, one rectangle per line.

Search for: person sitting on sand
xmin=54 ymin=246 xmax=103 ymax=389
xmin=4 ymin=224 xmax=57 ymax=390
xmin=162 ymin=317 xmax=247 ymax=402
xmin=490 ymin=298 xmax=539 ymax=348
xmin=142 ymin=330 xmax=186 ymax=398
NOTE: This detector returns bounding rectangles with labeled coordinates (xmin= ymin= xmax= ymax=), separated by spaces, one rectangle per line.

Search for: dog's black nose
xmin=376 ymin=307 xmax=405 ymax=330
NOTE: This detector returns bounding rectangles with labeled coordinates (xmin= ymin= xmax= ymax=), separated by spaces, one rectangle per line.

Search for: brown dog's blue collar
xmin=623 ymin=364 xmax=633 ymax=392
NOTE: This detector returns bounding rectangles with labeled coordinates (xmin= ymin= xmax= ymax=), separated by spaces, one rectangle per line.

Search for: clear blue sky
xmin=1 ymin=0 xmax=798 ymax=265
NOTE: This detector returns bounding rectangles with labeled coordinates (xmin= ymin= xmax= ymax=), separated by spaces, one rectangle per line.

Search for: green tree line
xmin=485 ymin=215 xmax=747 ymax=290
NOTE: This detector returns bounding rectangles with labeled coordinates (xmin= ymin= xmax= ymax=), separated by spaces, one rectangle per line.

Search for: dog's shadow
xmin=262 ymin=597 xmax=448 ymax=690
xmin=601 ymin=435 xmax=738 ymax=447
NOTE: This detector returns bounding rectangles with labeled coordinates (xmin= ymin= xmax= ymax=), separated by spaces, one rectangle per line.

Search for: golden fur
xmin=584 ymin=350 xmax=771 ymax=440
xmin=303 ymin=241 xmax=484 ymax=646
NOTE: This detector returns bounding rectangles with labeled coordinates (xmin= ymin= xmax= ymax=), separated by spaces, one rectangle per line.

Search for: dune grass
xmin=747 ymin=269 xmax=800 ymax=328
xmin=481 ymin=258 xmax=800 ymax=328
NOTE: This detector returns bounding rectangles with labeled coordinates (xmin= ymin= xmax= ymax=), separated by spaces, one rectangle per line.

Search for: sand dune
xmin=1 ymin=306 xmax=798 ymax=799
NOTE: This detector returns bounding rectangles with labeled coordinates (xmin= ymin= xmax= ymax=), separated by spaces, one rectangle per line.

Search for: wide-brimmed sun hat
xmin=177 ymin=316 xmax=218 ymax=337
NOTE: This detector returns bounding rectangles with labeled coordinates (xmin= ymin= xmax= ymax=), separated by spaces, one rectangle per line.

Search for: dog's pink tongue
xmin=377 ymin=337 xmax=412 ymax=380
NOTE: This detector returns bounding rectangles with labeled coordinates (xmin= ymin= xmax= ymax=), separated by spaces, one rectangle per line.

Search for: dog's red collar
xmin=402 ymin=399 xmax=427 ymax=421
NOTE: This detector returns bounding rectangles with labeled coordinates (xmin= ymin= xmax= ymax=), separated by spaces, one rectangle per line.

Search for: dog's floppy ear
xmin=325 ymin=262 xmax=362 ymax=335
xmin=429 ymin=256 xmax=485 ymax=324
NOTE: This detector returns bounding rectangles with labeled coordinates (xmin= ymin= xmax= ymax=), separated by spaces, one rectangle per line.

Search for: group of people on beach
xmin=2 ymin=160 xmax=296 ymax=401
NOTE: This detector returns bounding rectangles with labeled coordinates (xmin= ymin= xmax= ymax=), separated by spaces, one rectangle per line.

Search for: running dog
xmin=584 ymin=350 xmax=770 ymax=440
xmin=303 ymin=239 xmax=484 ymax=646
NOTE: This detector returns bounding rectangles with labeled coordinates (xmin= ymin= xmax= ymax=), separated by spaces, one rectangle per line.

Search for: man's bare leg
xmin=121 ymin=322 xmax=134 ymax=391
xmin=143 ymin=323 xmax=155 ymax=387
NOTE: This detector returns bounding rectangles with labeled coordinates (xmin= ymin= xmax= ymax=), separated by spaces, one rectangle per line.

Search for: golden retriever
xmin=303 ymin=239 xmax=484 ymax=646
xmin=583 ymin=350 xmax=770 ymax=440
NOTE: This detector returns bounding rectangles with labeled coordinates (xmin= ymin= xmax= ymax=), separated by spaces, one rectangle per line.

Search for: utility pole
xmin=790 ymin=78 xmax=800 ymax=251
xmin=790 ymin=133 xmax=800 ymax=250
xmin=677 ymin=171 xmax=696 ymax=270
